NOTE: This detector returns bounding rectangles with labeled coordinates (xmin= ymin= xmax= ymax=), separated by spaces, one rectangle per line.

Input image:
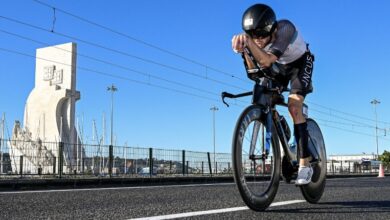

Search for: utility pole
xmin=210 ymin=106 xmax=218 ymax=174
xmin=1 ymin=113 xmax=4 ymax=174
xmin=107 ymin=84 xmax=118 ymax=146
xmin=370 ymin=99 xmax=380 ymax=160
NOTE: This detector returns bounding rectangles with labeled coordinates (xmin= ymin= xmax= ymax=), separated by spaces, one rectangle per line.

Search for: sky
xmin=1 ymin=0 xmax=390 ymax=157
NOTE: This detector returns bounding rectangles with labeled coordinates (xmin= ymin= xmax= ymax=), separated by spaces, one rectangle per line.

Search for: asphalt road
xmin=0 ymin=177 xmax=389 ymax=219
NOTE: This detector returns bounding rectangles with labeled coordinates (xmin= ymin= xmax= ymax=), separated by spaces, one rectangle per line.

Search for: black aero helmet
xmin=242 ymin=4 xmax=277 ymax=38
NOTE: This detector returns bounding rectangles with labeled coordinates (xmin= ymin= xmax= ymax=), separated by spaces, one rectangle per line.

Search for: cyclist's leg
xmin=288 ymin=51 xmax=314 ymax=166
xmin=288 ymin=94 xmax=310 ymax=167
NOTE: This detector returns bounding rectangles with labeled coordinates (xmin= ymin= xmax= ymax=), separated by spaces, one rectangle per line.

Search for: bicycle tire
xmin=232 ymin=105 xmax=281 ymax=211
xmin=300 ymin=118 xmax=327 ymax=203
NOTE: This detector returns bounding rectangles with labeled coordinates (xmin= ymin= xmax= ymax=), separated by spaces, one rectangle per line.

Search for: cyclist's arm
xmin=245 ymin=20 xmax=297 ymax=68
xmin=243 ymin=53 xmax=257 ymax=69
xmin=232 ymin=34 xmax=277 ymax=69
xmin=246 ymin=38 xmax=278 ymax=68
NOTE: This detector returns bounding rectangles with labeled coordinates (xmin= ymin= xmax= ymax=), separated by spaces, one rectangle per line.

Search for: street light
xmin=370 ymin=99 xmax=380 ymax=160
xmin=210 ymin=106 xmax=218 ymax=174
xmin=0 ymin=113 xmax=4 ymax=174
xmin=107 ymin=84 xmax=118 ymax=146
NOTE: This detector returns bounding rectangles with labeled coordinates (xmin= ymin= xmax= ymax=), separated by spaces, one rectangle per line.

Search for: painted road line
xmin=128 ymin=200 xmax=306 ymax=220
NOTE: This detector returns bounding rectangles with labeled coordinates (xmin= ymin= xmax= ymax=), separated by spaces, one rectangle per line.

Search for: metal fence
xmin=0 ymin=139 xmax=234 ymax=178
xmin=0 ymin=138 xmax=388 ymax=179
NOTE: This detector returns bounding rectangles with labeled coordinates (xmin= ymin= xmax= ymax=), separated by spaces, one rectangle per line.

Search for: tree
xmin=378 ymin=150 xmax=390 ymax=168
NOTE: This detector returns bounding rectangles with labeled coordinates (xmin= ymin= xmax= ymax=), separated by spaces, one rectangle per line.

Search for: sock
xmin=294 ymin=122 xmax=310 ymax=159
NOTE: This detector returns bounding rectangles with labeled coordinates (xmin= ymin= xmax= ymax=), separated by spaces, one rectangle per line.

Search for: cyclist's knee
xmin=288 ymin=103 xmax=300 ymax=116
xmin=288 ymin=95 xmax=304 ymax=117
xmin=288 ymin=103 xmax=304 ymax=122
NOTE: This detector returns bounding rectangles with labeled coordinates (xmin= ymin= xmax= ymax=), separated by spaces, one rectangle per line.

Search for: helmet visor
xmin=246 ymin=28 xmax=271 ymax=39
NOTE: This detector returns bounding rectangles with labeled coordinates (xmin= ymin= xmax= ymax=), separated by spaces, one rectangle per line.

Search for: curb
xmin=0 ymin=174 xmax=388 ymax=191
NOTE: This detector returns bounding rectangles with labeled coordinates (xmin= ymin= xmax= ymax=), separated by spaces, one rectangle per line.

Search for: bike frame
xmin=222 ymin=80 xmax=319 ymax=167
xmin=223 ymin=83 xmax=290 ymax=165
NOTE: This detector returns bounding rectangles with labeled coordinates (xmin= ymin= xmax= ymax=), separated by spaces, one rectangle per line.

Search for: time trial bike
xmin=221 ymin=48 xmax=327 ymax=211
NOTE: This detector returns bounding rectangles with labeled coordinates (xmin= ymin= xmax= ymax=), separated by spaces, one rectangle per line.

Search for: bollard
xmin=182 ymin=150 xmax=185 ymax=176
xmin=109 ymin=145 xmax=113 ymax=178
xmin=331 ymin=160 xmax=334 ymax=175
xmin=53 ymin=157 xmax=56 ymax=175
xmin=58 ymin=142 xmax=64 ymax=179
xmin=207 ymin=152 xmax=212 ymax=177
xmin=19 ymin=155 xmax=23 ymax=178
xmin=149 ymin=148 xmax=153 ymax=177
xmin=348 ymin=161 xmax=351 ymax=173
xmin=378 ymin=163 xmax=385 ymax=178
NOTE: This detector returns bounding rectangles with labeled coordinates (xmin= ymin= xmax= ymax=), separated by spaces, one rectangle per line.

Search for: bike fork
xmin=249 ymin=110 xmax=271 ymax=160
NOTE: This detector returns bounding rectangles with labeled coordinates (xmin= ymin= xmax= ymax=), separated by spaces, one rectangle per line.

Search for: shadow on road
xmin=321 ymin=200 xmax=390 ymax=208
xmin=268 ymin=200 xmax=390 ymax=213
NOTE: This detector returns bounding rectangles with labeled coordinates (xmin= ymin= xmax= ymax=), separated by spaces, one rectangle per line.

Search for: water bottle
xmin=265 ymin=131 xmax=272 ymax=155
xmin=264 ymin=111 xmax=273 ymax=155
xmin=289 ymin=137 xmax=297 ymax=155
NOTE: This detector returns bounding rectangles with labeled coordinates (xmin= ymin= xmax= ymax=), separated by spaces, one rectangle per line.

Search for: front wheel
xmin=232 ymin=105 xmax=281 ymax=211
xmin=300 ymin=118 xmax=327 ymax=203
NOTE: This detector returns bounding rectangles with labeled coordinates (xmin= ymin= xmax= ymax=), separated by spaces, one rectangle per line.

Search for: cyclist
xmin=232 ymin=3 xmax=315 ymax=185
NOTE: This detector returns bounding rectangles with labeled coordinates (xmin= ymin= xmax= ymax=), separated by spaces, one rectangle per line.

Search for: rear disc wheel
xmin=299 ymin=118 xmax=327 ymax=203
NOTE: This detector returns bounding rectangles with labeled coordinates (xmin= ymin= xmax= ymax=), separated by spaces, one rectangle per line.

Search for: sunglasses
xmin=247 ymin=29 xmax=271 ymax=39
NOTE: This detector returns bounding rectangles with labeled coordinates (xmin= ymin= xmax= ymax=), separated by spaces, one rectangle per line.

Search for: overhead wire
xmin=307 ymin=100 xmax=390 ymax=126
xmin=0 ymin=28 xmax=229 ymax=98
xmin=32 ymin=0 xmax=249 ymax=83
xmin=278 ymin=109 xmax=390 ymax=142
xmin=32 ymin=0 xmax=389 ymax=129
xmin=2 ymin=44 xmax=387 ymax=142
xmin=4 ymin=6 xmax=383 ymax=131
xmin=27 ymin=3 xmax=390 ymax=131
xmin=0 ymin=46 xmax=248 ymax=108
xmin=0 ymin=15 xmax=247 ymax=92
xmin=2 ymin=4 xmax=389 ymax=140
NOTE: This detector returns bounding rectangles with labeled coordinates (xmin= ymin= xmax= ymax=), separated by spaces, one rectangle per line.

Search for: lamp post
xmin=107 ymin=84 xmax=118 ymax=146
xmin=370 ymin=99 xmax=380 ymax=160
xmin=210 ymin=106 xmax=218 ymax=174
xmin=107 ymin=84 xmax=118 ymax=177
xmin=0 ymin=113 xmax=4 ymax=174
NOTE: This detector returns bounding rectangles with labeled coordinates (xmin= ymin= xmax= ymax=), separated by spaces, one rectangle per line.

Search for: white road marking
xmin=128 ymin=200 xmax=306 ymax=220
xmin=0 ymin=182 xmax=235 ymax=194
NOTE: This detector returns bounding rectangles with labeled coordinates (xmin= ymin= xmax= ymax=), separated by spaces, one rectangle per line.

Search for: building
xmin=328 ymin=154 xmax=378 ymax=173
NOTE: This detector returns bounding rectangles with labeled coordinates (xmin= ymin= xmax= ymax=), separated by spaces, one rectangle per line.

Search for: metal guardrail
xmin=0 ymin=138 xmax=388 ymax=179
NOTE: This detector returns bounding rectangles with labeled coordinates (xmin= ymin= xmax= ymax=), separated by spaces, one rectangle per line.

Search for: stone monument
xmin=10 ymin=42 xmax=82 ymax=174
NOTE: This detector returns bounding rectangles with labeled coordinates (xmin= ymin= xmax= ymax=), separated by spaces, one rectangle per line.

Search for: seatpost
xmin=251 ymin=82 xmax=261 ymax=105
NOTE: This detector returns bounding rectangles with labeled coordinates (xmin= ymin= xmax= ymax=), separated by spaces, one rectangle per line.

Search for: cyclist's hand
xmin=232 ymin=34 xmax=248 ymax=53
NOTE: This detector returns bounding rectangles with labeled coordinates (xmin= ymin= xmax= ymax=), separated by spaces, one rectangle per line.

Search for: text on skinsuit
xmin=302 ymin=54 xmax=313 ymax=87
